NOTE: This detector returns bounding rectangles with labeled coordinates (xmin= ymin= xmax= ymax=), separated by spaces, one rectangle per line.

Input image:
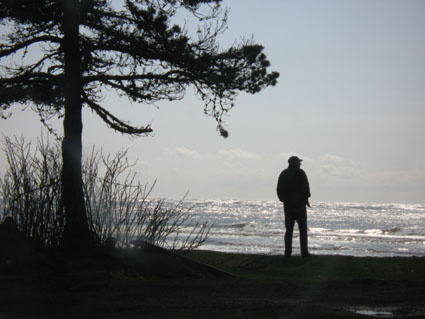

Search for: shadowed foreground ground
xmin=1 ymin=247 xmax=425 ymax=319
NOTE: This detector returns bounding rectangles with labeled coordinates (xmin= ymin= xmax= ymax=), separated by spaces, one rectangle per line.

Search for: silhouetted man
xmin=277 ymin=156 xmax=311 ymax=257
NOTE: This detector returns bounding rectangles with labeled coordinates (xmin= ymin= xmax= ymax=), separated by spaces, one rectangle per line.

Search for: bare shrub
xmin=0 ymin=136 xmax=211 ymax=251
xmin=83 ymin=149 xmax=212 ymax=251
xmin=0 ymin=136 xmax=64 ymax=247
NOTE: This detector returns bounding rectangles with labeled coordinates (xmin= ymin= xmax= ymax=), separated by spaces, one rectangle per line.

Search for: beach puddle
xmin=347 ymin=307 xmax=394 ymax=317
xmin=347 ymin=307 xmax=425 ymax=318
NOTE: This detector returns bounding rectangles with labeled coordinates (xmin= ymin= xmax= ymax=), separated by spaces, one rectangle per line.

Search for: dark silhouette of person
xmin=276 ymin=156 xmax=311 ymax=257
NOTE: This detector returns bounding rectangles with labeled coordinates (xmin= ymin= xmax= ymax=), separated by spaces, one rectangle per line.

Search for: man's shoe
xmin=302 ymin=252 xmax=313 ymax=258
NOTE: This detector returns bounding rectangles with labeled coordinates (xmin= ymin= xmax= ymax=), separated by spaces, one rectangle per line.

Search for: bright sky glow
xmin=1 ymin=0 xmax=425 ymax=203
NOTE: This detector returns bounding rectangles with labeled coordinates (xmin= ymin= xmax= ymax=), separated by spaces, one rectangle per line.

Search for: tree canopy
xmin=1 ymin=0 xmax=278 ymax=136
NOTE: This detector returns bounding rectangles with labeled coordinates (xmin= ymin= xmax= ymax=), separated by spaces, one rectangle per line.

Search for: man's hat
xmin=288 ymin=156 xmax=303 ymax=164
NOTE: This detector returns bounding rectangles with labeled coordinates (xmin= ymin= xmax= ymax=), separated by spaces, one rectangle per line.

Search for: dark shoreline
xmin=1 ymin=249 xmax=425 ymax=318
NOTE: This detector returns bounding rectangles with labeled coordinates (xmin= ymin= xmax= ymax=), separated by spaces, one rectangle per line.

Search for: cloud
xmin=164 ymin=146 xmax=201 ymax=159
xmin=321 ymin=154 xmax=346 ymax=163
xmin=213 ymin=148 xmax=262 ymax=161
xmin=365 ymin=169 xmax=425 ymax=188
xmin=317 ymin=154 xmax=363 ymax=179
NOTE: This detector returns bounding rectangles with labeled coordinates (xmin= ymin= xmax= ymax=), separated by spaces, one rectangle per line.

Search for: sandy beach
xmin=1 ymin=247 xmax=425 ymax=319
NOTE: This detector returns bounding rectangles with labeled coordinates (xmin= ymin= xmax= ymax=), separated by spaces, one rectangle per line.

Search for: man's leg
xmin=284 ymin=209 xmax=296 ymax=257
xmin=297 ymin=206 xmax=309 ymax=256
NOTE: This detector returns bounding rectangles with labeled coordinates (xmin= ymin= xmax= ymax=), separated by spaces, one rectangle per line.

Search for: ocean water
xmin=172 ymin=199 xmax=425 ymax=257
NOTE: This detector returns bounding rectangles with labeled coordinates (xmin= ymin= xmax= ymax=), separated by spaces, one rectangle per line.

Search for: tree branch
xmin=83 ymin=70 xmax=191 ymax=84
xmin=0 ymin=35 xmax=61 ymax=57
xmin=82 ymin=94 xmax=153 ymax=136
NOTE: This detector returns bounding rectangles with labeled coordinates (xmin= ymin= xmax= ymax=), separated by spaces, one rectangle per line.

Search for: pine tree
xmin=0 ymin=0 xmax=278 ymax=250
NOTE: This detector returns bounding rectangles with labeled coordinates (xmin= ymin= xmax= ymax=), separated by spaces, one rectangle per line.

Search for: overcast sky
xmin=1 ymin=0 xmax=425 ymax=204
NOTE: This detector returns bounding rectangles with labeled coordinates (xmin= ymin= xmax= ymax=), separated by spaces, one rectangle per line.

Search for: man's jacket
xmin=277 ymin=167 xmax=311 ymax=208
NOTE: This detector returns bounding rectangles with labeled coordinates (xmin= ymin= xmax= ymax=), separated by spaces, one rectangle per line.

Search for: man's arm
xmin=301 ymin=170 xmax=311 ymax=206
xmin=276 ymin=171 xmax=287 ymax=202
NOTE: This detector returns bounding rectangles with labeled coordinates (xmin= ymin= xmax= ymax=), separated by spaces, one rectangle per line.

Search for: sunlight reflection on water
xmin=169 ymin=199 xmax=425 ymax=257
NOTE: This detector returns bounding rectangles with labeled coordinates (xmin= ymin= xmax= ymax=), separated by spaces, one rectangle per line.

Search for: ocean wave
xmin=220 ymin=223 xmax=249 ymax=229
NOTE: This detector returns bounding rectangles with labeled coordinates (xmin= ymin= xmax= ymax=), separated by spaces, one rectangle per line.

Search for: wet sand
xmin=1 ymin=249 xmax=425 ymax=318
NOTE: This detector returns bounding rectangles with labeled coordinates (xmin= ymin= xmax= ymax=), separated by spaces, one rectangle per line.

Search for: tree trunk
xmin=61 ymin=0 xmax=92 ymax=251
